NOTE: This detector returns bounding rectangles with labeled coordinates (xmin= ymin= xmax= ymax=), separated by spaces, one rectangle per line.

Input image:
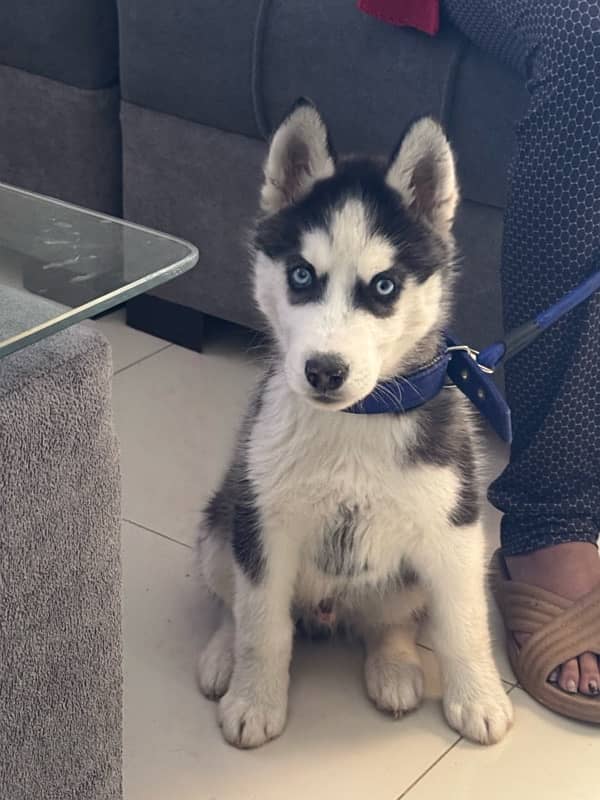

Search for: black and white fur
xmin=197 ymin=100 xmax=513 ymax=748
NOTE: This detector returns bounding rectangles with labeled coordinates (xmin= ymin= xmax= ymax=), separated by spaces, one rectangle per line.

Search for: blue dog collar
xmin=343 ymin=266 xmax=600 ymax=445
xmin=344 ymin=335 xmax=512 ymax=443
xmin=344 ymin=349 xmax=450 ymax=416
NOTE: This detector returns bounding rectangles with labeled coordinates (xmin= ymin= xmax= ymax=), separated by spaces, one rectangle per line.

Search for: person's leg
xmin=443 ymin=0 xmax=600 ymax=695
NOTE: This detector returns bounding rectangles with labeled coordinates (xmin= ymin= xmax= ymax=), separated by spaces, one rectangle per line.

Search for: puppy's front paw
xmin=444 ymin=678 xmax=513 ymax=744
xmin=365 ymin=656 xmax=424 ymax=718
xmin=218 ymin=690 xmax=287 ymax=748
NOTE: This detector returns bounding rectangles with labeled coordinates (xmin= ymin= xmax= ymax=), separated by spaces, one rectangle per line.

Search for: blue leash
xmin=345 ymin=268 xmax=600 ymax=444
xmin=477 ymin=268 xmax=600 ymax=370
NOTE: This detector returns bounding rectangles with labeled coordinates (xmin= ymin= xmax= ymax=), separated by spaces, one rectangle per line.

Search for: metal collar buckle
xmin=446 ymin=344 xmax=495 ymax=375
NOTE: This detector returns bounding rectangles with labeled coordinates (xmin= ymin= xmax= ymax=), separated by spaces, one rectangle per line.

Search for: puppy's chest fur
xmin=246 ymin=371 xmax=474 ymax=596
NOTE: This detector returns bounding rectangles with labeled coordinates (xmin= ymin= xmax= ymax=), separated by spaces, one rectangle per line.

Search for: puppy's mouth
xmin=310 ymin=393 xmax=341 ymax=405
xmin=299 ymin=377 xmax=381 ymax=411
xmin=304 ymin=389 xmax=358 ymax=412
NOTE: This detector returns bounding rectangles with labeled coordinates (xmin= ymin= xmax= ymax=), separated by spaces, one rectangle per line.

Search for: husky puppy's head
xmin=254 ymin=99 xmax=459 ymax=411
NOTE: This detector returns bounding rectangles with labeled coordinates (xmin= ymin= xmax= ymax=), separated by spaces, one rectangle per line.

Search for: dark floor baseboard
xmin=126 ymin=294 xmax=205 ymax=352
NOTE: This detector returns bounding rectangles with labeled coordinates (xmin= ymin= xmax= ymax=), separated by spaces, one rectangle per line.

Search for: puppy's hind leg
xmin=196 ymin=499 xmax=237 ymax=700
xmin=197 ymin=608 xmax=235 ymax=700
xmin=363 ymin=620 xmax=424 ymax=718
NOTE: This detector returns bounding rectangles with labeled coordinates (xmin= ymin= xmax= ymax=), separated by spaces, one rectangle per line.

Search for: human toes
xmin=578 ymin=652 xmax=600 ymax=696
xmin=558 ymin=657 xmax=580 ymax=694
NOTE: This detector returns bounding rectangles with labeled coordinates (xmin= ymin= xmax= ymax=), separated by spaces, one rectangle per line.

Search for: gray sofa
xmin=1 ymin=2 xmax=528 ymax=351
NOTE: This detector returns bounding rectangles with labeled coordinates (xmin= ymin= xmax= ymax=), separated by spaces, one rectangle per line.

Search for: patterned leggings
xmin=443 ymin=0 xmax=600 ymax=555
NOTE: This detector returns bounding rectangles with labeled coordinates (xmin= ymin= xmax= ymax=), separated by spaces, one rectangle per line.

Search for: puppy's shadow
xmin=195 ymin=588 xmax=449 ymax=753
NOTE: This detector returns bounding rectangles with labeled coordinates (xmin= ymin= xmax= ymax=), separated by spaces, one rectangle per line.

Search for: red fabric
xmin=358 ymin=0 xmax=440 ymax=36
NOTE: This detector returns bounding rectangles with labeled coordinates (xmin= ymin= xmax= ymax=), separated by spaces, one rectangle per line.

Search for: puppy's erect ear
xmin=261 ymin=98 xmax=335 ymax=214
xmin=386 ymin=118 xmax=458 ymax=233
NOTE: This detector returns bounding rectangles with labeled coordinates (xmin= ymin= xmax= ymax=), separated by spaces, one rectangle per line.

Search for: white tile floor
xmin=98 ymin=310 xmax=600 ymax=800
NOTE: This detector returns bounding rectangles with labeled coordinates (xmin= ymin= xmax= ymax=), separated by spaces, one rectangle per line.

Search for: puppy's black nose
xmin=305 ymin=354 xmax=349 ymax=393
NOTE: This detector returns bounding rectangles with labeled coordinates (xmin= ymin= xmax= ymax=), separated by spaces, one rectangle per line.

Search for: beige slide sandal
xmin=491 ymin=550 xmax=600 ymax=724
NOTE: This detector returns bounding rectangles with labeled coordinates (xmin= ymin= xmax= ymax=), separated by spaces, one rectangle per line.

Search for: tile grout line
xmin=123 ymin=517 xmax=192 ymax=549
xmin=113 ymin=343 xmax=173 ymax=376
xmin=396 ymin=683 xmax=520 ymax=800
xmin=396 ymin=737 xmax=462 ymax=799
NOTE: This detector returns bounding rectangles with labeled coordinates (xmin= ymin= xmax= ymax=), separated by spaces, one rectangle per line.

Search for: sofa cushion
xmin=118 ymin=0 xmax=264 ymax=139
xmin=259 ymin=1 xmax=463 ymax=156
xmin=118 ymin=0 xmax=462 ymax=145
xmin=448 ymin=42 xmax=528 ymax=209
xmin=118 ymin=0 xmax=527 ymax=210
xmin=121 ymin=102 xmax=266 ymax=330
xmin=0 ymin=65 xmax=122 ymax=215
xmin=0 ymin=0 xmax=118 ymax=89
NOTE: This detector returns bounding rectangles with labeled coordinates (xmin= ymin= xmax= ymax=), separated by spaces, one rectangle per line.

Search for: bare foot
xmin=505 ymin=542 xmax=600 ymax=696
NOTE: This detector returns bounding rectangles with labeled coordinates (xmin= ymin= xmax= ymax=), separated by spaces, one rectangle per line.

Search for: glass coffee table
xmin=0 ymin=182 xmax=198 ymax=358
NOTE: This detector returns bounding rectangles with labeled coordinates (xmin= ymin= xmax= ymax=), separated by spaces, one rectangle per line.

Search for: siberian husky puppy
xmin=196 ymin=99 xmax=512 ymax=749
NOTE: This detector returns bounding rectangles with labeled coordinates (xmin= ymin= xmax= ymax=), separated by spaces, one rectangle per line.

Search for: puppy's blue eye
xmin=374 ymin=277 xmax=396 ymax=297
xmin=290 ymin=265 xmax=314 ymax=289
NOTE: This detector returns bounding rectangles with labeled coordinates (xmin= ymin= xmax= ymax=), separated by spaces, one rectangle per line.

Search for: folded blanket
xmin=358 ymin=0 xmax=440 ymax=35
